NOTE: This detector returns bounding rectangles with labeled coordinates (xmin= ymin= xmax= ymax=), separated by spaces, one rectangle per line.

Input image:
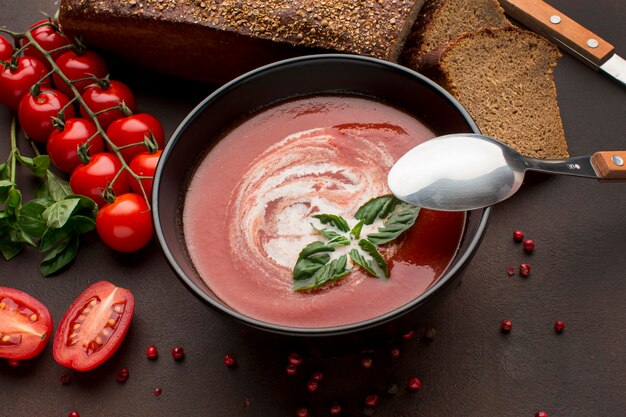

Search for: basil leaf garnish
xmin=312 ymin=225 xmax=350 ymax=246
xmin=355 ymin=195 xmax=398 ymax=225
xmin=358 ymin=239 xmax=389 ymax=279
xmin=350 ymin=220 xmax=364 ymax=239
xmin=349 ymin=249 xmax=379 ymax=277
xmin=366 ymin=203 xmax=421 ymax=245
xmin=293 ymin=254 xmax=350 ymax=292
xmin=293 ymin=241 xmax=334 ymax=282
xmin=312 ymin=214 xmax=350 ymax=232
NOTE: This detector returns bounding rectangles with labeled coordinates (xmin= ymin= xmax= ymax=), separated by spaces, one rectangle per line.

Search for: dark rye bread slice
xmin=422 ymin=27 xmax=568 ymax=159
xmin=59 ymin=0 xmax=426 ymax=84
xmin=402 ymin=0 xmax=511 ymax=70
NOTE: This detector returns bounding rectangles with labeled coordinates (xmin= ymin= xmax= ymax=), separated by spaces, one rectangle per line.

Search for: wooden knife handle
xmin=499 ymin=0 xmax=615 ymax=66
xmin=590 ymin=151 xmax=626 ymax=180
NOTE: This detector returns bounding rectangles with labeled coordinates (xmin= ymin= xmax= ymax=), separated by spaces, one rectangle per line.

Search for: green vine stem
xmin=1 ymin=23 xmax=152 ymax=209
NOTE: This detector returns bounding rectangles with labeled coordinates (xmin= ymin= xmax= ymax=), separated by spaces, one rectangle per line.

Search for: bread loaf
xmin=59 ymin=0 xmax=426 ymax=84
xmin=402 ymin=0 xmax=511 ymax=70
xmin=421 ymin=27 xmax=568 ymax=159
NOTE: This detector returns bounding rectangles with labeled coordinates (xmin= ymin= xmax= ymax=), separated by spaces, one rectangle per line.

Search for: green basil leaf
xmin=10 ymin=227 xmax=37 ymax=247
xmin=293 ymin=241 xmax=334 ymax=282
xmin=39 ymin=227 xmax=69 ymax=253
xmin=293 ymin=254 xmax=350 ymax=292
xmin=18 ymin=199 xmax=52 ymax=237
xmin=46 ymin=171 xmax=72 ymax=202
xmin=366 ymin=203 xmax=420 ymax=245
xmin=358 ymin=239 xmax=388 ymax=279
xmin=349 ymin=249 xmax=378 ymax=277
xmin=0 ymin=237 xmax=24 ymax=260
xmin=355 ymin=195 xmax=398 ymax=225
xmin=5 ymin=188 xmax=22 ymax=217
xmin=43 ymin=198 xmax=80 ymax=229
xmin=0 ymin=162 xmax=9 ymax=180
xmin=311 ymin=224 xmax=350 ymax=247
xmin=34 ymin=179 xmax=51 ymax=199
xmin=67 ymin=194 xmax=98 ymax=219
xmin=312 ymin=214 xmax=350 ymax=232
xmin=17 ymin=154 xmax=50 ymax=178
xmin=40 ymin=234 xmax=79 ymax=277
xmin=0 ymin=179 xmax=14 ymax=202
xmin=350 ymin=220 xmax=364 ymax=239
xmin=66 ymin=215 xmax=96 ymax=234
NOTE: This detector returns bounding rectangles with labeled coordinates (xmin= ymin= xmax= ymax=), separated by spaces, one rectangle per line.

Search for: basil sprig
xmin=292 ymin=195 xmax=421 ymax=292
xmin=292 ymin=242 xmax=350 ymax=291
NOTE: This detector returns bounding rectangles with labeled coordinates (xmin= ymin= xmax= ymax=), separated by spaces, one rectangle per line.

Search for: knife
xmin=499 ymin=0 xmax=626 ymax=87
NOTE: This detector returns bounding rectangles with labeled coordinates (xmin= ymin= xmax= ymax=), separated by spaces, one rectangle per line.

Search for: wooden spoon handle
xmin=591 ymin=151 xmax=626 ymax=179
xmin=499 ymin=0 xmax=615 ymax=66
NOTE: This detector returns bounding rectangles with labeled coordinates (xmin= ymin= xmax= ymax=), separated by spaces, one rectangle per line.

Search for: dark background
xmin=1 ymin=1 xmax=625 ymax=416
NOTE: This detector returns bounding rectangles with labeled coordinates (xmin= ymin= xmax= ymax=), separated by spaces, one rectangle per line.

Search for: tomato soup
xmin=183 ymin=96 xmax=465 ymax=328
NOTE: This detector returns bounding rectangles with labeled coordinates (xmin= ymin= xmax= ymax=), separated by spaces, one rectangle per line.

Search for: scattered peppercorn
xmin=513 ymin=229 xmax=524 ymax=241
xmin=501 ymin=319 xmax=513 ymax=333
xmin=554 ymin=320 xmax=565 ymax=333
xmin=523 ymin=239 xmax=535 ymax=253
xmin=520 ymin=263 xmax=531 ymax=277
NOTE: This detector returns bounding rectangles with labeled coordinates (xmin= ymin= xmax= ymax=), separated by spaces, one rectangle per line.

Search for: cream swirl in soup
xmin=183 ymin=96 xmax=465 ymax=328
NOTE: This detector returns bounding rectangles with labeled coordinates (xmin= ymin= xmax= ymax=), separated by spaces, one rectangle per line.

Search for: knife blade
xmin=499 ymin=0 xmax=626 ymax=87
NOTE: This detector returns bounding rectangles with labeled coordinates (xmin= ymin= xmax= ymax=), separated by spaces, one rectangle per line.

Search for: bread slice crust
xmin=422 ymin=27 xmax=568 ymax=159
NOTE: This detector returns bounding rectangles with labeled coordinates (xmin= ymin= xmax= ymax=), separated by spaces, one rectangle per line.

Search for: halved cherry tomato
xmin=53 ymin=281 xmax=134 ymax=371
xmin=81 ymin=79 xmax=137 ymax=129
xmin=0 ymin=56 xmax=50 ymax=110
xmin=70 ymin=152 xmax=130 ymax=208
xmin=96 ymin=193 xmax=153 ymax=252
xmin=48 ymin=118 xmax=105 ymax=173
xmin=18 ymin=87 xmax=76 ymax=143
xmin=0 ymin=35 xmax=13 ymax=62
xmin=128 ymin=150 xmax=161 ymax=200
xmin=106 ymin=113 xmax=165 ymax=163
xmin=21 ymin=19 xmax=72 ymax=67
xmin=0 ymin=286 xmax=53 ymax=361
xmin=52 ymin=50 xmax=108 ymax=98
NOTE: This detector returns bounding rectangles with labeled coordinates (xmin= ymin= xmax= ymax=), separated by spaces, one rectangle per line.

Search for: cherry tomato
xmin=0 ymin=35 xmax=13 ymax=62
xmin=47 ymin=118 xmax=105 ymax=173
xmin=96 ymin=193 xmax=153 ymax=252
xmin=53 ymin=281 xmax=134 ymax=371
xmin=70 ymin=152 xmax=130 ymax=208
xmin=18 ymin=88 xmax=76 ymax=143
xmin=21 ymin=20 xmax=72 ymax=67
xmin=0 ymin=56 xmax=50 ymax=110
xmin=81 ymin=79 xmax=137 ymax=129
xmin=52 ymin=50 xmax=108 ymax=98
xmin=128 ymin=150 xmax=161 ymax=200
xmin=106 ymin=113 xmax=165 ymax=163
xmin=0 ymin=286 xmax=53 ymax=361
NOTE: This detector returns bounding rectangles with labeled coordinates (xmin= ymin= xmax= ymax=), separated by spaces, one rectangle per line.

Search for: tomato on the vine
xmin=52 ymin=50 xmax=108 ymax=98
xmin=18 ymin=88 xmax=76 ymax=143
xmin=106 ymin=113 xmax=165 ymax=163
xmin=96 ymin=193 xmax=153 ymax=252
xmin=128 ymin=150 xmax=161 ymax=200
xmin=70 ymin=152 xmax=130 ymax=208
xmin=0 ymin=286 xmax=53 ymax=361
xmin=81 ymin=79 xmax=137 ymax=128
xmin=47 ymin=118 xmax=105 ymax=173
xmin=0 ymin=56 xmax=50 ymax=110
xmin=53 ymin=281 xmax=134 ymax=371
xmin=22 ymin=19 xmax=72 ymax=67
xmin=0 ymin=35 xmax=13 ymax=62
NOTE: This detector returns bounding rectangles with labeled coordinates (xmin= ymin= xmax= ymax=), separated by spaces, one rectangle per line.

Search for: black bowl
xmin=153 ymin=54 xmax=490 ymax=344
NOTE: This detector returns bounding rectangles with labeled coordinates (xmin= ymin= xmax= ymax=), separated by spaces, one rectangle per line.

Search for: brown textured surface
xmin=1 ymin=1 xmax=626 ymax=416
xmin=58 ymin=0 xmax=425 ymax=83
xmin=401 ymin=0 xmax=511 ymax=70
xmin=422 ymin=27 xmax=568 ymax=159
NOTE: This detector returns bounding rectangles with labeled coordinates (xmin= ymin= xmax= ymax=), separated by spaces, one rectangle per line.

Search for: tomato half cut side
xmin=53 ymin=281 xmax=134 ymax=371
xmin=0 ymin=287 xmax=53 ymax=360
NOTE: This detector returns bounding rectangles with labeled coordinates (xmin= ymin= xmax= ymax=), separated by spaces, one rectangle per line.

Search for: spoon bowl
xmin=388 ymin=133 xmax=621 ymax=211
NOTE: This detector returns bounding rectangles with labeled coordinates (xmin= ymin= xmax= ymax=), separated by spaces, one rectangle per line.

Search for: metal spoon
xmin=388 ymin=133 xmax=626 ymax=211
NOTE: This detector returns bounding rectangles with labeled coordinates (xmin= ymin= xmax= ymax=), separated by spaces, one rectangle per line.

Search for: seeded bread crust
xmin=402 ymin=0 xmax=511 ymax=70
xmin=421 ymin=27 xmax=568 ymax=159
xmin=59 ymin=0 xmax=425 ymax=83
